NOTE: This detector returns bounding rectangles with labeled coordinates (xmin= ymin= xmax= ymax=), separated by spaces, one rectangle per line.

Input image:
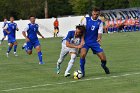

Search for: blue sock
xmin=80 ymin=58 xmax=85 ymax=76
xmin=14 ymin=45 xmax=17 ymax=52
xmin=7 ymin=46 xmax=12 ymax=53
xmin=24 ymin=45 xmax=28 ymax=53
xmin=38 ymin=51 xmax=43 ymax=62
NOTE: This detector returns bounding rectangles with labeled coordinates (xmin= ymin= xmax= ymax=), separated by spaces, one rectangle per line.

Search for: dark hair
xmin=92 ymin=7 xmax=100 ymax=12
xmin=76 ymin=25 xmax=86 ymax=34
xmin=10 ymin=16 xmax=14 ymax=19
xmin=29 ymin=15 xmax=36 ymax=19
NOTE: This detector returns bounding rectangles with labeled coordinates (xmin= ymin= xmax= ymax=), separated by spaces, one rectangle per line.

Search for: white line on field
xmin=2 ymin=72 xmax=140 ymax=92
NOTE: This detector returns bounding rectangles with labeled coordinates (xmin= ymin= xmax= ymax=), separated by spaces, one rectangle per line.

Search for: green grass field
xmin=0 ymin=32 xmax=140 ymax=93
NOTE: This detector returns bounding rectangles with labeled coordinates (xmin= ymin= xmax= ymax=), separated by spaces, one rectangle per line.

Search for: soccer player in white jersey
xmin=56 ymin=25 xmax=85 ymax=77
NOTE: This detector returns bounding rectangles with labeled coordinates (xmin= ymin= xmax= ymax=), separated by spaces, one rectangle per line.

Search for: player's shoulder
xmin=68 ymin=30 xmax=75 ymax=34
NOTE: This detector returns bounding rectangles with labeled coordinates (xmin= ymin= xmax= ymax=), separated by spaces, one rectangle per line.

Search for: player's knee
xmin=70 ymin=54 xmax=76 ymax=63
xmin=80 ymin=53 xmax=86 ymax=59
xmin=27 ymin=51 xmax=32 ymax=55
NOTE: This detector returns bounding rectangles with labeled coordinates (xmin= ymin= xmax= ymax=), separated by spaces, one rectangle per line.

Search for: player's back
xmin=27 ymin=23 xmax=39 ymax=41
xmin=85 ymin=17 xmax=102 ymax=44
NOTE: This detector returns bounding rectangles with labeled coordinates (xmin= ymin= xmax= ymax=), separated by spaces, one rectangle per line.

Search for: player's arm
xmin=16 ymin=24 xmax=19 ymax=31
xmin=37 ymin=31 xmax=45 ymax=39
xmin=66 ymin=41 xmax=82 ymax=49
xmin=3 ymin=24 xmax=10 ymax=34
xmin=22 ymin=26 xmax=30 ymax=42
xmin=65 ymin=32 xmax=82 ymax=49
xmin=97 ymin=22 xmax=103 ymax=45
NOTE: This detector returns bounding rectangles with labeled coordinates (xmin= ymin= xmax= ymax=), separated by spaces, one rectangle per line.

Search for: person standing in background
xmin=53 ymin=18 xmax=59 ymax=37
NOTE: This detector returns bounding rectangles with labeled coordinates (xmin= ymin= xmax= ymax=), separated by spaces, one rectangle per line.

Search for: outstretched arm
xmin=37 ymin=31 xmax=45 ymax=39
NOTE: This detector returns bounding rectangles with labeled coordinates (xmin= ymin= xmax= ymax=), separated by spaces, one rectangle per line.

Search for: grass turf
xmin=0 ymin=32 xmax=140 ymax=93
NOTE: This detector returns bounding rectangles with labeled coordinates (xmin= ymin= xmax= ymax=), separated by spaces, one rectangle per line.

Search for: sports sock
xmin=65 ymin=54 xmax=76 ymax=74
xmin=7 ymin=46 xmax=12 ymax=53
xmin=38 ymin=51 xmax=43 ymax=62
xmin=14 ymin=45 xmax=17 ymax=53
xmin=80 ymin=58 xmax=85 ymax=76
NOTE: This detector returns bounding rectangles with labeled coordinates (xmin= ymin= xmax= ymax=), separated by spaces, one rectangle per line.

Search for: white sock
xmin=65 ymin=54 xmax=76 ymax=74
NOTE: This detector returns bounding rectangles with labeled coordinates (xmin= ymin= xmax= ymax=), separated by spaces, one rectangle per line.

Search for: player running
xmin=80 ymin=8 xmax=110 ymax=77
xmin=22 ymin=16 xmax=45 ymax=64
xmin=0 ymin=18 xmax=8 ymax=45
xmin=56 ymin=25 xmax=85 ymax=77
xmin=4 ymin=17 xmax=19 ymax=57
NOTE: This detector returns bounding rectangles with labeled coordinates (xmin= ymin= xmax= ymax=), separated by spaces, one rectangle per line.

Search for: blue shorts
xmin=83 ymin=42 xmax=103 ymax=54
xmin=3 ymin=31 xmax=8 ymax=37
xmin=8 ymin=37 xmax=16 ymax=44
xmin=27 ymin=40 xmax=40 ymax=50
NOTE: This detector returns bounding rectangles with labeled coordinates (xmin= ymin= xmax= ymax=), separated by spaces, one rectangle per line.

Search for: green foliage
xmin=129 ymin=0 xmax=140 ymax=7
xmin=69 ymin=0 xmax=95 ymax=15
xmin=0 ymin=0 xmax=139 ymax=21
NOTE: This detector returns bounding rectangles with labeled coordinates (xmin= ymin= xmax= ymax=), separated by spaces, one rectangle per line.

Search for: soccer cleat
xmin=39 ymin=62 xmax=44 ymax=64
xmin=22 ymin=43 xmax=26 ymax=49
xmin=103 ymin=67 xmax=110 ymax=74
xmin=14 ymin=52 xmax=18 ymax=56
xmin=56 ymin=64 xmax=61 ymax=74
xmin=64 ymin=73 xmax=71 ymax=77
xmin=6 ymin=53 xmax=9 ymax=57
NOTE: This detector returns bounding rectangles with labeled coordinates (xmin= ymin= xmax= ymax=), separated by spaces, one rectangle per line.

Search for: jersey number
xmin=91 ymin=25 xmax=95 ymax=31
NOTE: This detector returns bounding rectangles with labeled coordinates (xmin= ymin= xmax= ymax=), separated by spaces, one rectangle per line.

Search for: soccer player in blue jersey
xmin=80 ymin=8 xmax=110 ymax=77
xmin=56 ymin=25 xmax=85 ymax=77
xmin=22 ymin=16 xmax=45 ymax=64
xmin=4 ymin=17 xmax=19 ymax=57
xmin=0 ymin=18 xmax=8 ymax=45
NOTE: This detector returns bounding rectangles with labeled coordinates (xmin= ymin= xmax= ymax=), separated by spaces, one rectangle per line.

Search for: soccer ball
xmin=73 ymin=70 xmax=83 ymax=79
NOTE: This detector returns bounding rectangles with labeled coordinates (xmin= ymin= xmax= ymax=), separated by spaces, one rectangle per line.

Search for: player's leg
xmin=97 ymin=52 xmax=110 ymax=74
xmin=90 ymin=43 xmax=110 ymax=74
xmin=80 ymin=45 xmax=89 ymax=77
xmin=13 ymin=41 xmax=18 ymax=56
xmin=6 ymin=43 xmax=13 ymax=57
xmin=22 ymin=41 xmax=33 ymax=55
xmin=35 ymin=45 xmax=44 ymax=64
xmin=0 ymin=32 xmax=7 ymax=44
xmin=57 ymin=44 xmax=69 ymax=74
xmin=64 ymin=52 xmax=77 ymax=77
xmin=34 ymin=40 xmax=44 ymax=64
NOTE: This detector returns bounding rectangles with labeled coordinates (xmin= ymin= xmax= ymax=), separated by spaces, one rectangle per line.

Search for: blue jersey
xmin=3 ymin=22 xmax=8 ymax=36
xmin=3 ymin=22 xmax=8 ymax=28
xmin=7 ymin=22 xmax=17 ymax=40
xmin=84 ymin=17 xmax=102 ymax=44
xmin=27 ymin=23 xmax=39 ymax=41
xmin=62 ymin=31 xmax=81 ymax=46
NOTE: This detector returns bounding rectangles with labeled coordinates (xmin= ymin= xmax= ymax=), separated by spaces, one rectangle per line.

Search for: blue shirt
xmin=82 ymin=17 xmax=103 ymax=44
xmin=62 ymin=31 xmax=81 ymax=46
xmin=5 ymin=22 xmax=18 ymax=39
xmin=26 ymin=23 xmax=39 ymax=41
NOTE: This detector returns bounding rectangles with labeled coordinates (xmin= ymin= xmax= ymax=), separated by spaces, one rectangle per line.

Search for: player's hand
xmin=97 ymin=38 xmax=101 ymax=45
xmin=7 ymin=31 xmax=10 ymax=34
xmin=76 ymin=45 xmax=83 ymax=49
xmin=25 ymin=38 xmax=30 ymax=42
xmin=41 ymin=36 xmax=45 ymax=39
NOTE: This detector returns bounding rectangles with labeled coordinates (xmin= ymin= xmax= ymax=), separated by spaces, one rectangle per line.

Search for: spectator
xmin=53 ymin=18 xmax=59 ymax=37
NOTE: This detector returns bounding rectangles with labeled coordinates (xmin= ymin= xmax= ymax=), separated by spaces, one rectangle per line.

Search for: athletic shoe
xmin=39 ymin=62 xmax=44 ymax=64
xmin=56 ymin=64 xmax=60 ymax=74
xmin=64 ymin=73 xmax=71 ymax=77
xmin=14 ymin=52 xmax=18 ymax=56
